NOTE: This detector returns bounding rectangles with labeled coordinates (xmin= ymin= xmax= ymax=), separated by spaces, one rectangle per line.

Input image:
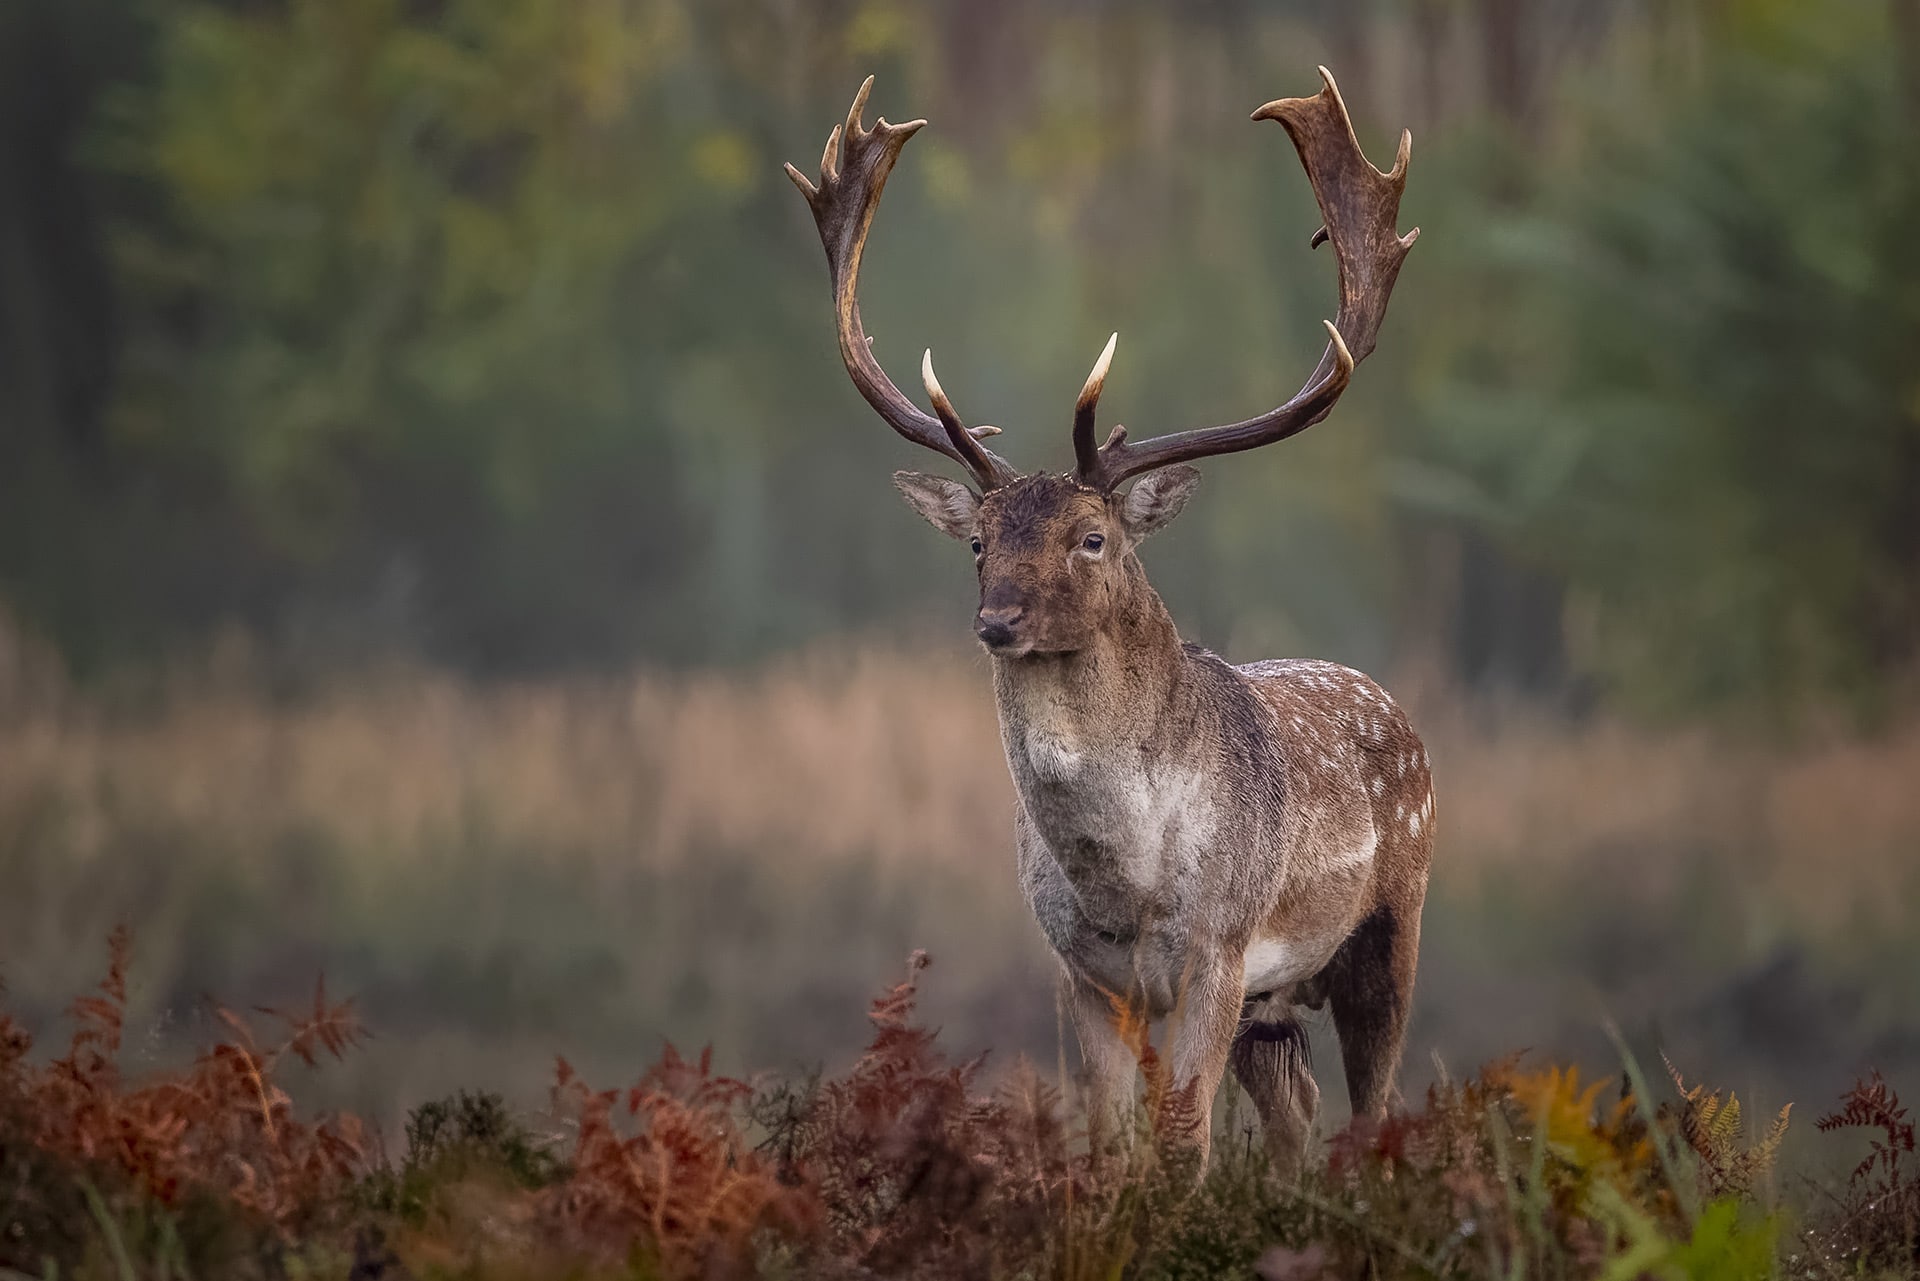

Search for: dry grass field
xmin=6 ymin=635 xmax=1917 ymax=894
xmin=3 ymin=627 xmax=1918 ymax=1113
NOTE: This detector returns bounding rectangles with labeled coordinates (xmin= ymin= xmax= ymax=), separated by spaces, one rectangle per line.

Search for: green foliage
xmin=107 ymin=0 xmax=691 ymax=526
xmin=3 ymin=0 xmax=1917 ymax=711
xmin=1596 ymin=1194 xmax=1780 ymax=1281
xmin=403 ymin=1090 xmax=560 ymax=1186
xmin=1409 ymin=1 xmax=1920 ymax=716
xmin=358 ymin=1089 xmax=563 ymax=1224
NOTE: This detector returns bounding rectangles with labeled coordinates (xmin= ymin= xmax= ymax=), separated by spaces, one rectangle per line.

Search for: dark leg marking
xmin=1326 ymin=904 xmax=1421 ymax=1119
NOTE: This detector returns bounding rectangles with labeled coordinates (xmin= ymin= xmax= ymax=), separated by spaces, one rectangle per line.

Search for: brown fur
xmin=896 ymin=468 xmax=1435 ymax=1174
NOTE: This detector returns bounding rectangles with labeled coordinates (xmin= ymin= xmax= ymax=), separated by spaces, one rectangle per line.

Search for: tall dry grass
xmin=4 ymin=629 xmax=1916 ymax=918
xmin=0 ymin=639 xmax=1008 ymax=876
xmin=3 ymin=614 xmax=1919 ymax=1134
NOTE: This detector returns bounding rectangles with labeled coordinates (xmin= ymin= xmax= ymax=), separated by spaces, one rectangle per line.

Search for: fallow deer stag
xmin=786 ymin=69 xmax=1432 ymax=1174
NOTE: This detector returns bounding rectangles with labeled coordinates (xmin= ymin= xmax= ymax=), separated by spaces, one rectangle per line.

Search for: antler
xmin=1074 ymin=67 xmax=1419 ymax=492
xmin=786 ymin=78 xmax=1018 ymax=492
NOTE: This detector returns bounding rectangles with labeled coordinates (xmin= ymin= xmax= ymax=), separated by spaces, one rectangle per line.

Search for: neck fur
xmin=990 ymin=553 xmax=1185 ymax=744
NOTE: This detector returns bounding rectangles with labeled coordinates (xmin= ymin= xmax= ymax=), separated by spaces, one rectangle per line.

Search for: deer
xmin=785 ymin=68 xmax=1433 ymax=1175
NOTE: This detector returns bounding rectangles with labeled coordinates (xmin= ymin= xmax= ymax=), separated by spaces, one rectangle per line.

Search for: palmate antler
xmin=787 ymin=69 xmax=1416 ymax=495
xmin=1073 ymin=67 xmax=1419 ymax=491
xmin=784 ymin=78 xmax=1018 ymax=492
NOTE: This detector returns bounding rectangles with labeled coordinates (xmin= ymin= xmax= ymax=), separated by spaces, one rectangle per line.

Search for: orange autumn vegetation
xmin=2 ymin=936 xmax=1917 ymax=1280
xmin=0 ymin=925 xmax=365 ymax=1227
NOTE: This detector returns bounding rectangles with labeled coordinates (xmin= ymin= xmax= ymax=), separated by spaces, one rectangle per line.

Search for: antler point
xmin=781 ymin=161 xmax=817 ymax=200
xmin=821 ymin=124 xmax=843 ymax=183
xmin=1077 ymin=331 xmax=1118 ymax=412
xmin=1323 ymin=320 xmax=1354 ymax=373
xmin=920 ymin=348 xmax=946 ymax=405
xmin=847 ymin=77 xmax=875 ymax=136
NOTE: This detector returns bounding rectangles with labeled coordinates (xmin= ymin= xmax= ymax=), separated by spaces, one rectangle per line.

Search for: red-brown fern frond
xmin=2 ymin=932 xmax=369 ymax=1232
xmin=546 ymin=1038 xmax=811 ymax=1278
xmin=273 ymin=975 xmax=367 ymax=1068
xmin=1818 ymin=1070 xmax=1914 ymax=1190
xmin=58 ymin=925 xmax=131 ymax=1084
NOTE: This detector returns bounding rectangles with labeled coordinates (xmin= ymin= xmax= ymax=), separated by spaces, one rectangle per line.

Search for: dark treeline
xmin=3 ymin=0 xmax=1916 ymax=719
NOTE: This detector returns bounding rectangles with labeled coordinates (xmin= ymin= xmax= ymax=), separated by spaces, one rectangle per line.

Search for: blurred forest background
xmin=2 ymin=0 xmax=1918 ymax=1145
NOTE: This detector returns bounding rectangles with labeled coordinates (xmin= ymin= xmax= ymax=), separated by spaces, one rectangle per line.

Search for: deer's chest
xmin=1010 ymin=720 xmax=1218 ymax=902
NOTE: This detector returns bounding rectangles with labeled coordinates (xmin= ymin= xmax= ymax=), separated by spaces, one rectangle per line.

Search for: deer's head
xmin=892 ymin=465 xmax=1198 ymax=656
xmin=786 ymin=71 xmax=1417 ymax=658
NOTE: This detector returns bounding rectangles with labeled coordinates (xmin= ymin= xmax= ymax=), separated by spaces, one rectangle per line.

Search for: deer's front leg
xmin=1163 ymin=949 xmax=1244 ymax=1173
xmin=1064 ymin=968 xmax=1140 ymax=1161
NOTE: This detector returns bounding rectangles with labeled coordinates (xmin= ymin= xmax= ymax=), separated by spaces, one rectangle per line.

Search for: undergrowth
xmin=1 ymin=937 xmax=1915 ymax=1279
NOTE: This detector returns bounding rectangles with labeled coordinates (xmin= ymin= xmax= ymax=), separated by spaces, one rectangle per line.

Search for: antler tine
xmin=1072 ymin=332 xmax=1119 ymax=484
xmin=785 ymin=77 xmax=1018 ymax=492
xmin=921 ymin=349 xmax=1008 ymax=479
xmin=1076 ymin=66 xmax=1418 ymax=492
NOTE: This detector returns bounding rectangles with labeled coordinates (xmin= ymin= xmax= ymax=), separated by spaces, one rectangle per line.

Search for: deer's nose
xmin=975 ymin=604 xmax=1025 ymax=649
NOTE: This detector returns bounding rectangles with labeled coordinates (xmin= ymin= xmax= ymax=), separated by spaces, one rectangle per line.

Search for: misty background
xmin=2 ymin=0 xmax=1917 ymax=1144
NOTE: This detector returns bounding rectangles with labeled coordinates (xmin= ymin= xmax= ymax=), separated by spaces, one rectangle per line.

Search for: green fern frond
xmin=1663 ymin=1054 xmax=1791 ymax=1197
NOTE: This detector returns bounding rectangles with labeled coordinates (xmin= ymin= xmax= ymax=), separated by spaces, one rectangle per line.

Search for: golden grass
xmin=2 ymin=624 xmax=1917 ymax=921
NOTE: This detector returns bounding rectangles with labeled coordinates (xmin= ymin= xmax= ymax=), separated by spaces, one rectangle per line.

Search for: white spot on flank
xmin=1371 ymin=777 xmax=1384 ymax=795
xmin=1409 ymin=812 xmax=1423 ymax=836
xmin=1329 ymin=828 xmax=1379 ymax=873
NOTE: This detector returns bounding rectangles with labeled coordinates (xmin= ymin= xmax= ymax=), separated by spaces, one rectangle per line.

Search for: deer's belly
xmin=1241 ymin=933 xmax=1337 ymax=992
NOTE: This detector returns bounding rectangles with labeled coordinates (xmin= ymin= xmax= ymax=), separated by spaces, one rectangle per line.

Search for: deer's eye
xmin=969 ymin=536 xmax=984 ymax=557
xmin=1082 ymin=533 xmax=1105 ymax=554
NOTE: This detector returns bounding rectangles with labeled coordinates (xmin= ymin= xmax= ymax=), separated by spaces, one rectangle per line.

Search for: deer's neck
xmin=989 ymin=556 xmax=1189 ymax=782
xmin=990 ymin=558 xmax=1220 ymax=930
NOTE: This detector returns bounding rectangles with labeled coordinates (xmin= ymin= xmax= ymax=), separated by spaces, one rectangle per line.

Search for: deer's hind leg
xmin=1229 ymin=1002 xmax=1318 ymax=1176
xmin=1324 ymin=896 xmax=1424 ymax=1119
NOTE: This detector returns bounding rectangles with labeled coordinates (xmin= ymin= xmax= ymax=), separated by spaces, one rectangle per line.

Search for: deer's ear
xmin=1120 ymin=465 xmax=1200 ymax=540
xmin=893 ymin=471 xmax=981 ymax=540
